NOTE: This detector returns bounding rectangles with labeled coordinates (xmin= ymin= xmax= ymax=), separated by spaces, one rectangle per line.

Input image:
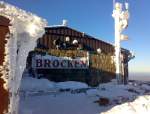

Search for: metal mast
xmin=112 ymin=0 xmax=129 ymax=84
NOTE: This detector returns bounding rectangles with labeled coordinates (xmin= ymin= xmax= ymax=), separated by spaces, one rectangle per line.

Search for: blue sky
xmin=3 ymin=0 xmax=150 ymax=74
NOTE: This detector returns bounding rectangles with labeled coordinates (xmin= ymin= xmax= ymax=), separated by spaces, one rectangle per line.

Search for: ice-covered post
xmin=0 ymin=2 xmax=47 ymax=114
xmin=112 ymin=1 xmax=129 ymax=84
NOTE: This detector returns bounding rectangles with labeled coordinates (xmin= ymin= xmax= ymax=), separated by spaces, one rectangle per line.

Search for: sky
xmin=2 ymin=0 xmax=150 ymax=74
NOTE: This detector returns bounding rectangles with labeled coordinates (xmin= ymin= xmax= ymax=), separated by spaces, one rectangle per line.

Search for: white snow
xmin=102 ymin=95 xmax=150 ymax=114
xmin=20 ymin=77 xmax=89 ymax=91
xmin=20 ymin=77 xmax=55 ymax=91
xmin=56 ymin=81 xmax=88 ymax=90
xmin=0 ymin=1 xmax=47 ymax=114
xmin=19 ymin=76 xmax=150 ymax=114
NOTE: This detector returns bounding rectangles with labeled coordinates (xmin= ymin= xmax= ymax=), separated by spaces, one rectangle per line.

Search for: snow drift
xmin=19 ymin=76 xmax=150 ymax=114
xmin=20 ymin=77 xmax=88 ymax=91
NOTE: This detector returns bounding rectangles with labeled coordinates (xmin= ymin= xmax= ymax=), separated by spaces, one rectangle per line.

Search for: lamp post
xmin=112 ymin=1 xmax=129 ymax=84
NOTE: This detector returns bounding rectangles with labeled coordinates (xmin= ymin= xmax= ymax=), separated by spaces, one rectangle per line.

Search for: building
xmin=28 ymin=22 xmax=131 ymax=86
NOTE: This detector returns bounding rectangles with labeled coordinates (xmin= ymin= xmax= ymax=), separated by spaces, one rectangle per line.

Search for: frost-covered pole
xmin=0 ymin=2 xmax=47 ymax=114
xmin=112 ymin=1 xmax=129 ymax=84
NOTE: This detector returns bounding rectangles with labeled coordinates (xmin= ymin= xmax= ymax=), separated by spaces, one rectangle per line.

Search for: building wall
xmin=28 ymin=49 xmax=116 ymax=86
xmin=0 ymin=16 xmax=10 ymax=114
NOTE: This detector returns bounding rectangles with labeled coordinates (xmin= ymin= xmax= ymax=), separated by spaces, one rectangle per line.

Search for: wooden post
xmin=0 ymin=16 xmax=10 ymax=114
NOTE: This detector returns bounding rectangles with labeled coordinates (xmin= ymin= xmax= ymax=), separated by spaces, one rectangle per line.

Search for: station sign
xmin=32 ymin=55 xmax=89 ymax=69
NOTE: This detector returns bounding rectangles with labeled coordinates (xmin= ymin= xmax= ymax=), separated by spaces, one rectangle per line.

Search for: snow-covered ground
xmin=19 ymin=76 xmax=150 ymax=114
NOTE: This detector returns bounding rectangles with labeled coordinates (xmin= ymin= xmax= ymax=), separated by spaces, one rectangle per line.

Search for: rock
xmin=127 ymin=88 xmax=140 ymax=94
xmin=112 ymin=96 xmax=130 ymax=104
xmin=94 ymin=97 xmax=110 ymax=106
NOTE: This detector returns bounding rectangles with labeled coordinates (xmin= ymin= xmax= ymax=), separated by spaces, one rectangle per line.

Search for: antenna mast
xmin=112 ymin=0 xmax=130 ymax=84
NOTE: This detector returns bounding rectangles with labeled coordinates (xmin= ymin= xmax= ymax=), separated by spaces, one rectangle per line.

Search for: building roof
xmin=45 ymin=25 xmax=130 ymax=54
xmin=45 ymin=26 xmax=111 ymax=44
